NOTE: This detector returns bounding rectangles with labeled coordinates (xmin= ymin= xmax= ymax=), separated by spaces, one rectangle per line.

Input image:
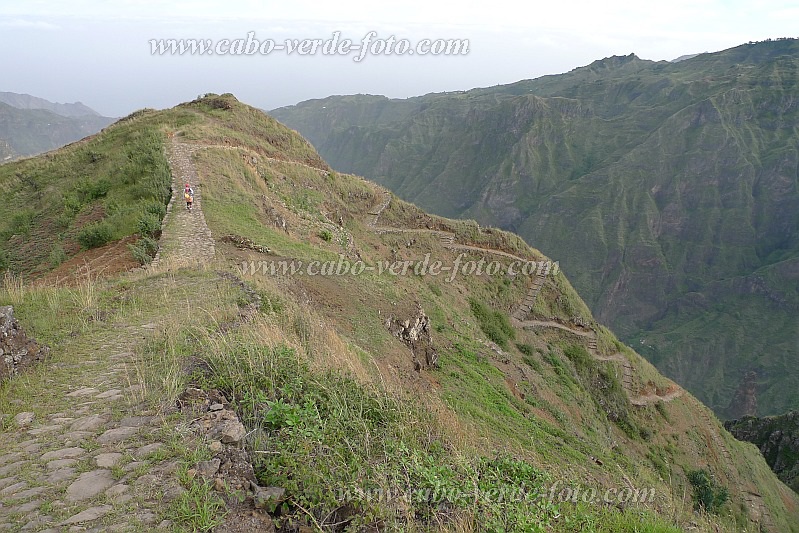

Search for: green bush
xmin=564 ymin=344 xmax=593 ymax=374
xmin=516 ymin=343 xmax=534 ymax=356
xmin=77 ymin=221 xmax=113 ymax=249
xmin=144 ymin=200 xmax=167 ymax=219
xmin=137 ymin=212 xmax=162 ymax=238
xmin=10 ymin=209 xmax=36 ymax=236
xmin=62 ymin=193 xmax=83 ymax=217
xmin=48 ymin=245 xmax=66 ymax=267
xmin=76 ymin=177 xmax=111 ymax=202
xmin=687 ymin=469 xmax=728 ymax=513
xmin=319 ymin=229 xmax=333 ymax=242
xmin=128 ymin=236 xmax=158 ymax=265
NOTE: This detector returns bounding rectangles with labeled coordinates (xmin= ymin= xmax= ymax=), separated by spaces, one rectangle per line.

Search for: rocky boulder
xmin=1 ymin=306 xmax=49 ymax=381
xmin=385 ymin=303 xmax=438 ymax=370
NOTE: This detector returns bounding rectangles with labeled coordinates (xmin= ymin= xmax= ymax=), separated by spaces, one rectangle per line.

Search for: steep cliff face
xmin=272 ymin=39 xmax=799 ymax=417
xmin=725 ymin=411 xmax=799 ymax=494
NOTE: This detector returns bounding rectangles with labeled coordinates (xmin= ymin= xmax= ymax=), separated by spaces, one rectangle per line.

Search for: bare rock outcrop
xmin=1 ymin=306 xmax=49 ymax=381
xmin=386 ymin=304 xmax=438 ymax=370
xmin=725 ymin=370 xmax=758 ymax=419
xmin=178 ymin=387 xmax=280 ymax=530
xmin=725 ymin=410 xmax=799 ymax=494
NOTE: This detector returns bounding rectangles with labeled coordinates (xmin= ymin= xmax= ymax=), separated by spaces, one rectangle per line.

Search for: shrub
xmin=137 ymin=212 xmax=162 ymax=238
xmin=564 ymin=344 xmax=593 ymax=374
xmin=687 ymin=469 xmax=728 ymax=513
xmin=76 ymin=177 xmax=111 ymax=202
xmin=129 ymin=237 xmax=158 ymax=265
xmin=48 ymin=245 xmax=66 ymax=267
xmin=319 ymin=229 xmax=333 ymax=242
xmin=144 ymin=200 xmax=167 ymax=219
xmin=77 ymin=221 xmax=113 ymax=249
xmin=62 ymin=193 xmax=83 ymax=216
xmin=10 ymin=209 xmax=36 ymax=236
xmin=516 ymin=343 xmax=534 ymax=356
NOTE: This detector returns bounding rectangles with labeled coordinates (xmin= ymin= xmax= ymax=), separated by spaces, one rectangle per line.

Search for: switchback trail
xmin=515 ymin=318 xmax=682 ymax=406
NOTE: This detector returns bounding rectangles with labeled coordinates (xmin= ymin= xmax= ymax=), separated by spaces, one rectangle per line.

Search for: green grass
xmin=270 ymin=40 xmax=799 ymax=420
xmin=0 ymin=112 xmax=183 ymax=274
xmin=469 ymin=297 xmax=515 ymax=349
xmin=149 ymin=310 xmax=680 ymax=531
xmin=167 ymin=480 xmax=227 ymax=531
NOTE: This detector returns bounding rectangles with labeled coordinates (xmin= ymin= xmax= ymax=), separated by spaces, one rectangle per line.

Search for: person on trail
xmin=184 ymin=183 xmax=194 ymax=211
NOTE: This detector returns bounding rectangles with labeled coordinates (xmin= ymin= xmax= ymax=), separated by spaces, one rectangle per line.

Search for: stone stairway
xmin=511 ymin=273 xmax=547 ymax=321
xmin=367 ymin=194 xmax=392 ymax=227
xmin=439 ymin=233 xmax=455 ymax=247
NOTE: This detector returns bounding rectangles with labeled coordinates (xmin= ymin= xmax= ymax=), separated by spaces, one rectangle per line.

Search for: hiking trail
xmin=150 ymin=140 xmax=215 ymax=269
xmin=0 ymin=138 xmax=227 ymax=531
xmin=0 ymin=324 xmax=188 ymax=530
xmin=367 ymin=192 xmax=683 ymax=407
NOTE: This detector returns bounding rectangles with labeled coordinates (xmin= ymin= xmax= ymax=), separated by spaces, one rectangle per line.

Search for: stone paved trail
xmin=0 ymin=137 xmax=225 ymax=531
xmin=150 ymin=140 xmax=215 ymax=269
xmin=515 ymin=318 xmax=682 ymax=406
xmin=0 ymin=326 xmax=186 ymax=531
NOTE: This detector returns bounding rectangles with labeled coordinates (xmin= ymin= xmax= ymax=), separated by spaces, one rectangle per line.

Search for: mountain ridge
xmin=0 ymin=91 xmax=103 ymax=118
xmin=0 ymin=92 xmax=114 ymax=160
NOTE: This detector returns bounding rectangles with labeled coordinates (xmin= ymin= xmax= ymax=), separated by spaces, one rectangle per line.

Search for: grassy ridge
xmin=181 ymin=95 xmax=798 ymax=530
xmin=0 ymin=109 xmax=199 ymax=275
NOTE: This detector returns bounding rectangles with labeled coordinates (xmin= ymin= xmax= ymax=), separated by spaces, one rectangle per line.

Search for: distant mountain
xmin=670 ymin=53 xmax=702 ymax=62
xmin=0 ymin=93 xmax=114 ymax=160
xmin=271 ymin=39 xmax=799 ymax=418
xmin=0 ymin=91 xmax=102 ymax=118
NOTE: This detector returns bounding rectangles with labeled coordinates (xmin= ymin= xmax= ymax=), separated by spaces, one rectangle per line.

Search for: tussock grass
xmin=2 ymin=270 xmax=25 ymax=306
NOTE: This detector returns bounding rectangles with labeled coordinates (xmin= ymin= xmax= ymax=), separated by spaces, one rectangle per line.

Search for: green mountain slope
xmin=271 ymin=39 xmax=799 ymax=419
xmin=4 ymin=93 xmax=797 ymax=530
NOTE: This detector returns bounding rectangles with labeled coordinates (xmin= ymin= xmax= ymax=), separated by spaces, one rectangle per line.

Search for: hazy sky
xmin=1 ymin=0 xmax=796 ymax=117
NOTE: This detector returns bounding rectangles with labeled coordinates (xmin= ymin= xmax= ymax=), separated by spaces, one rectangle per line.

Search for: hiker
xmin=184 ymin=183 xmax=194 ymax=211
